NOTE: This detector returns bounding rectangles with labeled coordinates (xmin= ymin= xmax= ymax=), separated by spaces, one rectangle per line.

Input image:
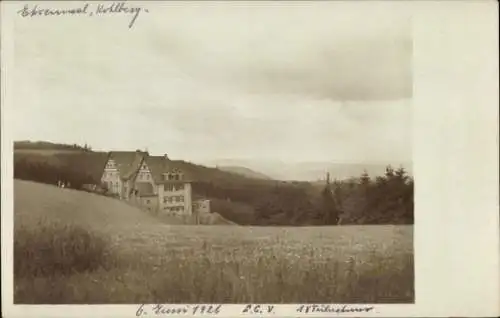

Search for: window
xmin=177 ymin=184 xmax=184 ymax=190
xmin=180 ymin=196 xmax=184 ymax=202
xmin=163 ymin=197 xmax=168 ymax=204
xmin=168 ymin=173 xmax=181 ymax=181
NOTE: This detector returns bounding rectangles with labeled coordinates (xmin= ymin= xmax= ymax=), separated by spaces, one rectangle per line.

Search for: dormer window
xmin=162 ymin=171 xmax=183 ymax=181
xmin=106 ymin=159 xmax=116 ymax=169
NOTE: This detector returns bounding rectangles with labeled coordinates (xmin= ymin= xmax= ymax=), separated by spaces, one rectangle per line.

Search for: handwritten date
xmin=136 ymin=304 xmax=221 ymax=316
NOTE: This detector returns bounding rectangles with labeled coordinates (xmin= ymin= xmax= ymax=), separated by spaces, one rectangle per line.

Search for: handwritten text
xmin=136 ymin=304 xmax=222 ymax=316
xmin=296 ymin=304 xmax=375 ymax=314
xmin=17 ymin=2 xmax=149 ymax=28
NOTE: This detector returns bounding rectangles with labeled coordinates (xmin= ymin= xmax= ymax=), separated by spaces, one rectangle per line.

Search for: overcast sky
xmin=12 ymin=1 xmax=412 ymax=163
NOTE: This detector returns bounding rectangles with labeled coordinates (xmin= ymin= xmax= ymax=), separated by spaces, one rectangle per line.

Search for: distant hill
xmin=207 ymin=159 xmax=413 ymax=181
xmin=216 ymin=166 xmax=271 ymax=180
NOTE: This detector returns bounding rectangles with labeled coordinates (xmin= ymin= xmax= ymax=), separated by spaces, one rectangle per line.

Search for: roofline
xmin=156 ymin=180 xmax=192 ymax=184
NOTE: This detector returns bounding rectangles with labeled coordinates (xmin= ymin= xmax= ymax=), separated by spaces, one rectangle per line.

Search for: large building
xmin=100 ymin=151 xmax=193 ymax=216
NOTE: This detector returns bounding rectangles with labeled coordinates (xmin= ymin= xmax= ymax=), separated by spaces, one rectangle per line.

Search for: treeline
xmin=14 ymin=152 xmax=107 ymax=190
xmin=193 ymin=166 xmax=413 ymax=226
xmin=333 ymin=166 xmax=413 ymax=225
xmin=14 ymin=141 xmax=93 ymax=151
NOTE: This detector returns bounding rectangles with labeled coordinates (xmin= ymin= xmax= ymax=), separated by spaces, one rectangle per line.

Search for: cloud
xmin=138 ymin=3 xmax=412 ymax=101
xmin=12 ymin=2 xmax=413 ymax=162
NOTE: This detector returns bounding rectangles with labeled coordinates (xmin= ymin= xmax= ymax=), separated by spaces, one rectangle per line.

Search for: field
xmin=14 ymin=180 xmax=414 ymax=304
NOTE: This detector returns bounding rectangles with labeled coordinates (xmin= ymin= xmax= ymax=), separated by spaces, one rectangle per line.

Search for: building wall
xmin=193 ymin=199 xmax=211 ymax=214
xmin=101 ymin=158 xmax=123 ymax=197
xmin=158 ymin=182 xmax=192 ymax=216
xmin=139 ymin=196 xmax=158 ymax=212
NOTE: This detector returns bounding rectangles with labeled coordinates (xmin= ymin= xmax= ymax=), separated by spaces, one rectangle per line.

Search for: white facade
xmin=101 ymin=159 xmax=123 ymax=197
xmin=158 ymin=182 xmax=193 ymax=216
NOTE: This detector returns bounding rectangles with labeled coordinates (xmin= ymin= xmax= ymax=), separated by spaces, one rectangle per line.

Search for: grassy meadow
xmin=14 ymin=180 xmax=414 ymax=304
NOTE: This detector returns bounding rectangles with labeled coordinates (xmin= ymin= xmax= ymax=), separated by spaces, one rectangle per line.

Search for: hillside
xmin=14 ymin=180 xmax=180 ymax=230
xmin=14 ymin=180 xmax=235 ymax=228
xmin=14 ymin=142 xmax=414 ymax=226
xmin=216 ymin=166 xmax=271 ymax=180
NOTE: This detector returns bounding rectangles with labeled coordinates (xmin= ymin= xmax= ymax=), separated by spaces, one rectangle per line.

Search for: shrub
xmin=14 ymin=222 xmax=113 ymax=279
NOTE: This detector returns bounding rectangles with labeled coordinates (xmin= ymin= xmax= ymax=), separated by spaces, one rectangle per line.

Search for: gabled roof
xmin=86 ymin=152 xmax=110 ymax=181
xmin=145 ymin=156 xmax=192 ymax=184
xmin=108 ymin=151 xmax=148 ymax=180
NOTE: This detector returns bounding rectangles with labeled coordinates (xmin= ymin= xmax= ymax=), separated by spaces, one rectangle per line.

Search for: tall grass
xmin=14 ymin=222 xmax=114 ymax=279
xmin=14 ymin=221 xmax=413 ymax=304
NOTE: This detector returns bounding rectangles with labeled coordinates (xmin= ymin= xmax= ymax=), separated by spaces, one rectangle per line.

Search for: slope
xmin=14 ymin=180 xmax=237 ymax=229
xmin=14 ymin=180 xmax=186 ymax=231
xmin=216 ymin=166 xmax=271 ymax=180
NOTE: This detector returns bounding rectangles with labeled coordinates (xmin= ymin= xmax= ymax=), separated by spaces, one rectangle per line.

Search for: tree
xmin=360 ymin=170 xmax=370 ymax=186
xmin=321 ymin=173 xmax=340 ymax=225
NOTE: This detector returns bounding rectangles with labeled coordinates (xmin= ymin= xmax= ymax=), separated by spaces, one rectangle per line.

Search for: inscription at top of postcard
xmin=17 ymin=2 xmax=148 ymax=28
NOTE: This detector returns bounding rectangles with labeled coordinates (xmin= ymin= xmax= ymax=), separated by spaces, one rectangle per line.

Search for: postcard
xmin=1 ymin=1 xmax=498 ymax=317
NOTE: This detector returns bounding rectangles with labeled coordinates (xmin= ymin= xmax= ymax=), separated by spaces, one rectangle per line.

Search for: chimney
xmin=164 ymin=154 xmax=169 ymax=160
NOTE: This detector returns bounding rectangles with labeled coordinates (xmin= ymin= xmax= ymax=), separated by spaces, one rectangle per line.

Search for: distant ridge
xmin=208 ymin=159 xmax=413 ymax=182
xmin=14 ymin=140 xmax=91 ymax=151
xmin=216 ymin=166 xmax=272 ymax=180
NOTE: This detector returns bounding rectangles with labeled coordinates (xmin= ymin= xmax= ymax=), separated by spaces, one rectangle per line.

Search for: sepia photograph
xmin=9 ymin=0 xmax=415 ymax=306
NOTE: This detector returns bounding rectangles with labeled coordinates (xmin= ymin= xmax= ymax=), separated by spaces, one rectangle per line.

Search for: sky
xmin=12 ymin=1 xmax=412 ymax=164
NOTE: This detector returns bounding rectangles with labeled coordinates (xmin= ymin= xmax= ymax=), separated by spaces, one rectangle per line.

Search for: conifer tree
xmin=321 ymin=172 xmax=340 ymax=225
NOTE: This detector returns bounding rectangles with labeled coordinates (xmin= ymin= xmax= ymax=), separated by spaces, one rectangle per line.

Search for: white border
xmin=2 ymin=1 xmax=499 ymax=317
